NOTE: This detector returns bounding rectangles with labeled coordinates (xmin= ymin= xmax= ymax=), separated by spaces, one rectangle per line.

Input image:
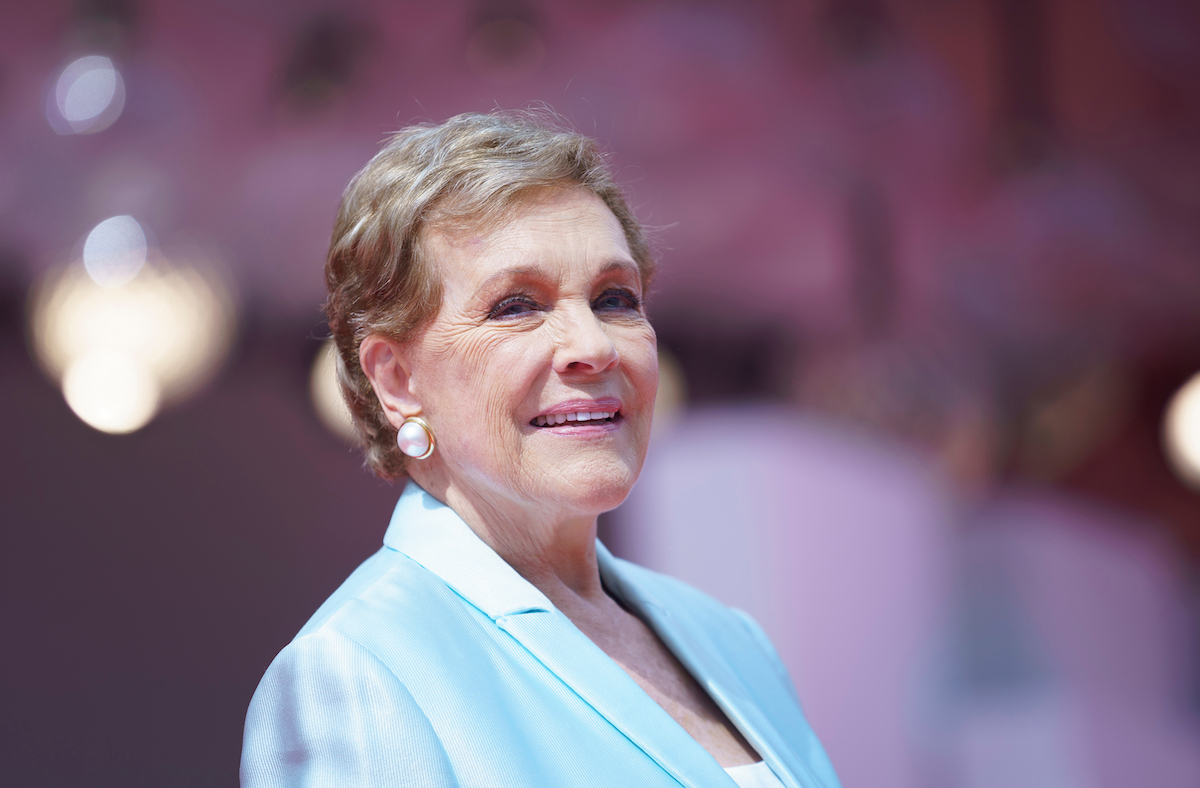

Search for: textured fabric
xmin=726 ymin=762 xmax=788 ymax=788
xmin=241 ymin=482 xmax=842 ymax=788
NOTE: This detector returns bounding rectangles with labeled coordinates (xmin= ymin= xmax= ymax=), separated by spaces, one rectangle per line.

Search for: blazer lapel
xmin=598 ymin=543 xmax=835 ymax=788
xmin=496 ymin=610 xmax=734 ymax=788
xmin=384 ymin=484 xmax=734 ymax=788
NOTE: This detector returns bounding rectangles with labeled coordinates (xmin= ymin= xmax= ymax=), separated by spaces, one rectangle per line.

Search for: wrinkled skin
xmin=361 ymin=186 xmax=659 ymax=561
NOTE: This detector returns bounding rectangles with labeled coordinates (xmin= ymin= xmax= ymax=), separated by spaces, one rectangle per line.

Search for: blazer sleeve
xmin=241 ymin=629 xmax=459 ymax=788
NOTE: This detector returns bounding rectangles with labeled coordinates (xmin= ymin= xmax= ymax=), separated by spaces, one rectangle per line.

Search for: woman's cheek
xmin=627 ymin=333 xmax=659 ymax=396
xmin=428 ymin=328 xmax=518 ymax=387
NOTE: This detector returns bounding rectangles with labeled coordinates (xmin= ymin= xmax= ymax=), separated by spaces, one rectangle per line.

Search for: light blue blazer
xmin=241 ymin=483 xmax=841 ymax=788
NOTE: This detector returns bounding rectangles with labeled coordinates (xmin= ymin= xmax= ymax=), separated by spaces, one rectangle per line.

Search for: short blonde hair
xmin=324 ymin=110 xmax=655 ymax=479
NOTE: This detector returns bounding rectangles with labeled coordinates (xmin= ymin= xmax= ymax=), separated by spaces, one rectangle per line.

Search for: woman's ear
xmin=358 ymin=335 xmax=421 ymax=429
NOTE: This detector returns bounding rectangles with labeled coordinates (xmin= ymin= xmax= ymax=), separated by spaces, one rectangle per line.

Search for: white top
xmin=725 ymin=761 xmax=787 ymax=788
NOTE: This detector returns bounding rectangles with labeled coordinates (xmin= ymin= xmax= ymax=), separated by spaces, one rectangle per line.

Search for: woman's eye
xmin=594 ymin=289 xmax=641 ymax=311
xmin=489 ymin=296 xmax=539 ymax=319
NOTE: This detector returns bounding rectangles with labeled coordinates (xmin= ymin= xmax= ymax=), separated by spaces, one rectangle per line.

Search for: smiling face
xmin=398 ymin=187 xmax=658 ymax=526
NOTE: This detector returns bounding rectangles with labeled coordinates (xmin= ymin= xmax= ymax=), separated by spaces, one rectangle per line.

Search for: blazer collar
xmin=382 ymin=483 xmax=813 ymax=788
xmin=382 ymin=481 xmax=554 ymax=619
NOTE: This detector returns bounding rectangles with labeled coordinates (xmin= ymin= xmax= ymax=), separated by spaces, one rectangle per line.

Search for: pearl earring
xmin=397 ymin=416 xmax=435 ymax=460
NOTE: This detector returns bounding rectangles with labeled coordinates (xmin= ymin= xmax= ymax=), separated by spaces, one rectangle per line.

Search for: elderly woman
xmin=241 ymin=111 xmax=841 ymax=788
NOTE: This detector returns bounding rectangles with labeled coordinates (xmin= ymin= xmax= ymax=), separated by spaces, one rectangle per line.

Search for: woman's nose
xmin=554 ymin=306 xmax=619 ymax=375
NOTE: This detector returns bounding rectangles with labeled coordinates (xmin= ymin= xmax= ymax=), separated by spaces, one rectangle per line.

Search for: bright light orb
xmin=32 ymin=262 xmax=234 ymax=403
xmin=30 ymin=257 xmax=235 ymax=435
xmin=83 ymin=215 xmax=147 ymax=288
xmin=47 ymin=55 xmax=126 ymax=134
xmin=1164 ymin=372 xmax=1200 ymax=490
xmin=310 ymin=338 xmax=358 ymax=443
xmin=62 ymin=348 xmax=160 ymax=434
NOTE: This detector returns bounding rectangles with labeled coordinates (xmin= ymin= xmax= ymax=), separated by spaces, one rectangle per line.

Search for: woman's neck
xmin=416 ymin=473 xmax=609 ymax=606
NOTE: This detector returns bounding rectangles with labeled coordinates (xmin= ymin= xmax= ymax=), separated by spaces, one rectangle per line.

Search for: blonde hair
xmin=324 ymin=110 xmax=654 ymax=479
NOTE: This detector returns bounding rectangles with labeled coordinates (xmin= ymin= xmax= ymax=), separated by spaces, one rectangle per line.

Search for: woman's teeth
xmin=533 ymin=411 xmax=616 ymax=427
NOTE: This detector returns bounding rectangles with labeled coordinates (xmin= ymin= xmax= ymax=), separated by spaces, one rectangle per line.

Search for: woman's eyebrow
xmin=598 ymin=259 xmax=640 ymax=278
xmin=477 ymin=258 xmax=638 ymax=290
xmin=477 ymin=264 xmax=551 ymax=290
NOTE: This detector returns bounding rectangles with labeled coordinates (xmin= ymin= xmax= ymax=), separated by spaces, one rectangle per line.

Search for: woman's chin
xmin=536 ymin=460 xmax=640 ymax=516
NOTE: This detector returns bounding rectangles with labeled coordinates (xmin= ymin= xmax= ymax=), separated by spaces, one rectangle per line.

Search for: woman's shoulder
xmin=289 ymin=543 xmax=485 ymax=650
xmin=292 ymin=546 xmax=400 ymax=638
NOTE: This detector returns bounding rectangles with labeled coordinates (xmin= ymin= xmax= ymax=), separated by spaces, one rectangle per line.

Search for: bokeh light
xmin=652 ymin=348 xmax=687 ymax=437
xmin=62 ymin=348 xmax=160 ymax=434
xmin=310 ymin=338 xmax=357 ymax=443
xmin=46 ymin=55 xmax=126 ymax=135
xmin=30 ymin=256 xmax=235 ymax=434
xmin=82 ymin=215 xmax=147 ymax=288
xmin=1164 ymin=371 xmax=1200 ymax=490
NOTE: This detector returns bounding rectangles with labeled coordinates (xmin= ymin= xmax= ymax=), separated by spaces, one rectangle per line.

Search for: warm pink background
xmin=2 ymin=1 xmax=1199 ymax=785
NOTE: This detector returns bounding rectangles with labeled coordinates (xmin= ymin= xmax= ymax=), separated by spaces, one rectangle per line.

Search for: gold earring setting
xmin=397 ymin=416 xmax=435 ymax=460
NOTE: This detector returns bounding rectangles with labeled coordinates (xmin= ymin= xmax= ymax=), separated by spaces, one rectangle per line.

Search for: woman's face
xmin=401 ymin=187 xmax=658 ymax=523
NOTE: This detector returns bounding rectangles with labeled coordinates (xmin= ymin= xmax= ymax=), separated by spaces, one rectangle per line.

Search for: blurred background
xmin=3 ymin=0 xmax=1200 ymax=785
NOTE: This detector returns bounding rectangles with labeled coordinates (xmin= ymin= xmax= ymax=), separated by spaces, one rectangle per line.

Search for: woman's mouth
xmin=531 ymin=410 xmax=618 ymax=428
